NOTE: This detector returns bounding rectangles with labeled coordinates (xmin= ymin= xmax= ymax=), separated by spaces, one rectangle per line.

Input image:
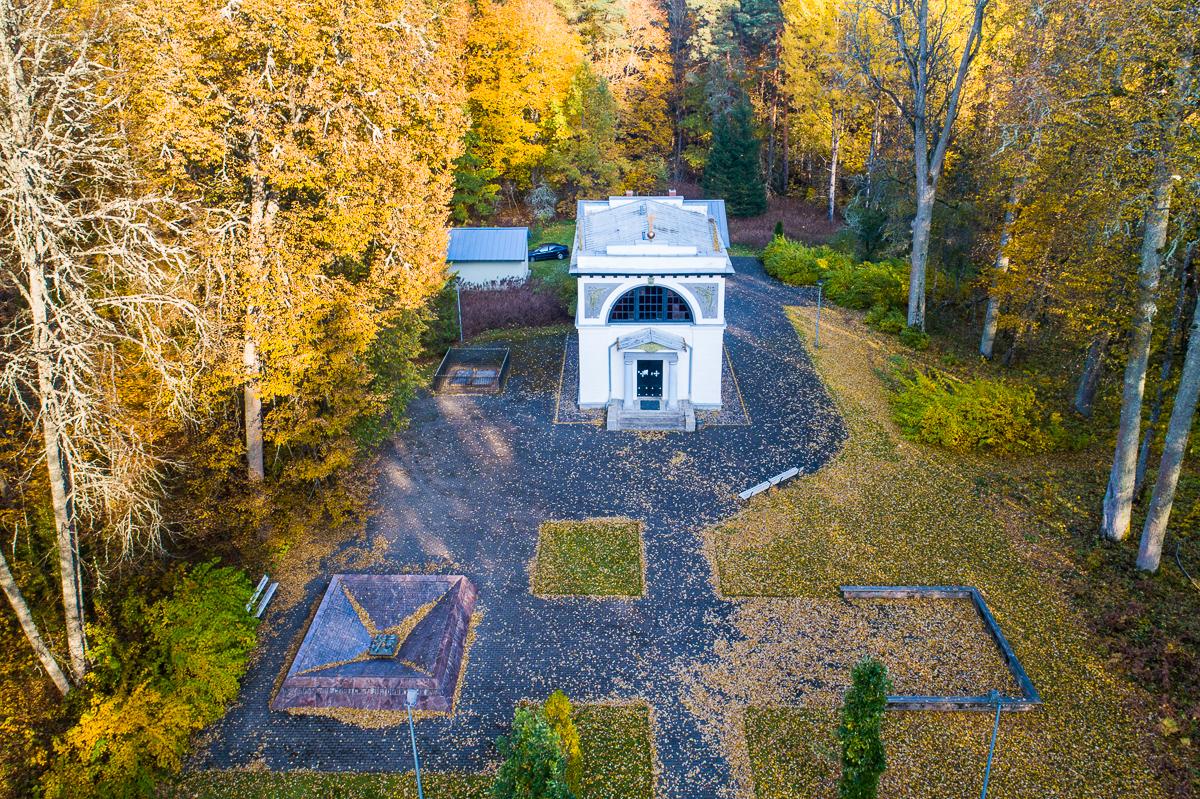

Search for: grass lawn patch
xmin=695 ymin=304 xmax=1163 ymax=798
xmin=531 ymin=219 xmax=576 ymax=248
xmin=576 ymin=703 xmax=656 ymax=799
xmin=170 ymin=772 xmax=490 ymax=798
xmin=170 ymin=702 xmax=653 ymax=799
xmin=743 ymin=706 xmax=1123 ymax=799
xmin=531 ymin=518 xmax=645 ymax=597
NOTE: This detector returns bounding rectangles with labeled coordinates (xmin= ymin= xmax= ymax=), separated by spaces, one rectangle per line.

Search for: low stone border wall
xmin=839 ymin=585 xmax=1042 ymax=712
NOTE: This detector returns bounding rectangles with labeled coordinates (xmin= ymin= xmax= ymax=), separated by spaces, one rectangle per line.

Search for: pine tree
xmin=837 ymin=657 xmax=890 ymax=799
xmin=703 ymin=98 xmax=768 ymax=216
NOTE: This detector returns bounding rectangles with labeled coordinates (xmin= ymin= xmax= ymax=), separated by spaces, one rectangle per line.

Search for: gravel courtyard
xmin=194 ymin=258 xmax=848 ymax=797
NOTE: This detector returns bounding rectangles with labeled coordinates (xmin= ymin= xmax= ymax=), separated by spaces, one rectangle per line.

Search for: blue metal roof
xmin=447 ymin=227 xmax=528 ymax=262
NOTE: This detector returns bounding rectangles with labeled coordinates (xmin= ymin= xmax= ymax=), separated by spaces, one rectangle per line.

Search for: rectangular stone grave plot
xmin=433 ymin=347 xmax=510 ymax=394
xmin=840 ymin=585 xmax=1041 ymax=712
xmin=272 ymin=574 xmax=477 ymax=714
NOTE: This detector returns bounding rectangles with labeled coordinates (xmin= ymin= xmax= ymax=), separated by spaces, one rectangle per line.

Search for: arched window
xmin=607 ymin=285 xmax=694 ymax=323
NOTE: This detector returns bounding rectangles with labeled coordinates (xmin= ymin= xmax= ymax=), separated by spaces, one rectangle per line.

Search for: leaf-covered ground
xmin=172 ymin=703 xmax=652 ymax=799
xmin=531 ymin=518 xmax=645 ymax=596
xmin=695 ymin=304 xmax=1163 ymax=798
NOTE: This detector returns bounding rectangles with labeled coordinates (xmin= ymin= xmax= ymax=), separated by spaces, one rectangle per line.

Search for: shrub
xmin=844 ymin=200 xmax=890 ymax=261
xmin=458 ymin=278 xmax=572 ymax=339
xmin=543 ymin=691 xmax=582 ymax=793
xmin=763 ymin=237 xmax=907 ymax=322
xmin=528 ymin=184 xmax=557 ymax=222
xmin=763 ymin=237 xmax=854 ymax=287
xmin=773 ymin=220 xmax=784 ymax=237
xmin=864 ymin=304 xmax=905 ymax=334
xmin=492 ymin=707 xmax=574 ymax=799
xmin=42 ymin=562 xmax=257 ymax=798
xmin=898 ymin=325 xmax=930 ymax=350
xmin=890 ymin=367 xmax=1068 ymax=454
xmin=838 ymin=657 xmax=890 ymax=799
xmin=823 ymin=258 xmax=907 ymax=311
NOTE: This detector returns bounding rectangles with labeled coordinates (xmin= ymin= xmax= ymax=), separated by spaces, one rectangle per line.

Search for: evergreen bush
xmin=492 ymin=707 xmax=575 ymax=799
xmin=898 ymin=325 xmax=930 ymax=350
xmin=543 ymin=691 xmax=582 ymax=793
xmin=42 ymin=562 xmax=257 ymax=798
xmin=838 ymin=657 xmax=890 ymax=799
xmin=864 ymin=304 xmax=906 ymax=334
xmin=890 ymin=366 xmax=1069 ymax=453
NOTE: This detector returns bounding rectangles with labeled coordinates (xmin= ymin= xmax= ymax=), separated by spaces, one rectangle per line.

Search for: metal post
xmin=455 ymin=279 xmax=464 ymax=343
xmin=980 ymin=690 xmax=1002 ymax=799
xmin=406 ymin=689 xmax=425 ymax=799
xmin=814 ymin=281 xmax=824 ymax=349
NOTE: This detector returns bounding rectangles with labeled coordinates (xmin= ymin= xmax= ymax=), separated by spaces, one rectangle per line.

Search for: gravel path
xmin=194 ymin=258 xmax=847 ymax=798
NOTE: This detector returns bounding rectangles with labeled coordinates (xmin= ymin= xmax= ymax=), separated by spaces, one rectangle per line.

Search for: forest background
xmin=1 ymin=0 xmax=1198 ymax=795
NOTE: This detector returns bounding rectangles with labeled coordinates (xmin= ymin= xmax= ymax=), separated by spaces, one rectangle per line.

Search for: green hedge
xmin=763 ymin=236 xmax=908 ymax=322
xmin=889 ymin=366 xmax=1069 ymax=454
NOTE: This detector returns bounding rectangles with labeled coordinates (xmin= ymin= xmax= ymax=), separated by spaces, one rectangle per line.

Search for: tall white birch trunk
xmin=1134 ymin=244 xmax=1193 ymax=497
xmin=0 ymin=546 xmax=71 ymax=695
xmin=1101 ymin=165 xmax=1175 ymax=541
xmin=828 ymin=109 xmax=841 ymax=221
xmin=980 ymin=184 xmax=1021 ymax=358
xmin=1137 ymin=289 xmax=1200 ymax=571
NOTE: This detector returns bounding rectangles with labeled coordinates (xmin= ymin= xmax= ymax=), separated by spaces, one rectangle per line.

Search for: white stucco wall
xmin=575 ymin=275 xmax=726 ymax=408
xmin=448 ymin=259 xmax=530 ymax=286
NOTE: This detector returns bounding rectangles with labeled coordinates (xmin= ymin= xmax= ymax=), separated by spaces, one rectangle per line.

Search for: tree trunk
xmin=781 ymin=108 xmax=790 ymax=192
xmin=1137 ymin=284 xmax=1200 ymax=571
xmin=1134 ymin=242 xmax=1193 ymax=497
xmin=827 ymin=110 xmax=840 ymax=221
xmin=28 ymin=260 xmax=88 ymax=681
xmin=908 ymin=180 xmax=935 ymax=330
xmin=865 ymin=99 xmax=881 ymax=204
xmin=0 ymin=546 xmax=71 ymax=696
xmin=243 ymin=172 xmax=275 ymax=483
xmin=980 ymin=183 xmax=1021 ymax=358
xmin=1073 ymin=332 xmax=1109 ymax=417
xmin=1101 ymin=164 xmax=1175 ymax=542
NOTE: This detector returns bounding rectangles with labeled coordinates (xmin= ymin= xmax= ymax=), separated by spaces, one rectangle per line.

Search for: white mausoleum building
xmin=571 ymin=194 xmax=733 ymax=431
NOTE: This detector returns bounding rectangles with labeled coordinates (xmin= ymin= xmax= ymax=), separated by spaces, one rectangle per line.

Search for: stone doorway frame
xmin=624 ymin=350 xmax=679 ymax=410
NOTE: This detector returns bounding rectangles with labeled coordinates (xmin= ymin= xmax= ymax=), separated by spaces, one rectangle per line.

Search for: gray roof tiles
xmin=577 ymin=197 xmax=730 ymax=254
xmin=447 ymin=227 xmax=529 ymax=262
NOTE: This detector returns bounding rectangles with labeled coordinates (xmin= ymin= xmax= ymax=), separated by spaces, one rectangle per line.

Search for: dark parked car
xmin=530 ymin=243 xmax=569 ymax=261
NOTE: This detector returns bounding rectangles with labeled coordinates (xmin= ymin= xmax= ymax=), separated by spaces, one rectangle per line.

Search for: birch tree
xmin=0 ymin=545 xmax=70 ymax=695
xmin=0 ymin=0 xmax=204 ymax=681
xmin=1138 ymin=264 xmax=1200 ymax=571
xmin=848 ymin=0 xmax=991 ymax=330
xmin=1100 ymin=6 xmax=1197 ymax=542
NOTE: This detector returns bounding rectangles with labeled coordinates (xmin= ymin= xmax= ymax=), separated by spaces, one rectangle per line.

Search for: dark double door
xmin=636 ymin=359 xmax=663 ymax=410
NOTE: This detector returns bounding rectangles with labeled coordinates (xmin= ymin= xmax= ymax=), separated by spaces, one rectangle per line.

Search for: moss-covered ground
xmin=531 ymin=518 xmax=645 ymax=597
xmin=171 ymin=703 xmax=653 ymax=799
xmin=701 ymin=304 xmax=1164 ymax=798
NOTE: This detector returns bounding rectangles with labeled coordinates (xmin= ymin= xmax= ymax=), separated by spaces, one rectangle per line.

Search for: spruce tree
xmin=492 ymin=707 xmax=575 ymax=799
xmin=837 ymin=657 xmax=891 ymax=799
xmin=702 ymin=98 xmax=767 ymax=217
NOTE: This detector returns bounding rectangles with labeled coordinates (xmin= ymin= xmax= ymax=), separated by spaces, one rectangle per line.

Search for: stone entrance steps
xmin=606 ymin=400 xmax=696 ymax=432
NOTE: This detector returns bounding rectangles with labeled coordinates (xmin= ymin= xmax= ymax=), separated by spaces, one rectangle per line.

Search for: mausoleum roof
xmin=571 ymin=197 xmax=734 ymax=276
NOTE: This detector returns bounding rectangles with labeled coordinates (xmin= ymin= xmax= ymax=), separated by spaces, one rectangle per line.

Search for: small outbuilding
xmin=447 ymin=227 xmax=530 ymax=286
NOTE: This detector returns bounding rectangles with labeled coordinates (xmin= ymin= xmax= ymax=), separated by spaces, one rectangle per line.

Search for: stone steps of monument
xmin=606 ymin=400 xmax=696 ymax=432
